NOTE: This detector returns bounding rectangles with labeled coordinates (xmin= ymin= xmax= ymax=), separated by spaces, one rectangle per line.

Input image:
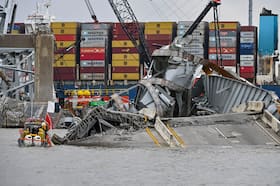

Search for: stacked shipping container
xmin=111 ymin=23 xmax=140 ymax=81
xmin=208 ymin=22 xmax=240 ymax=73
xmin=79 ymin=23 xmax=111 ymax=83
xmin=177 ymin=21 xmax=208 ymax=58
xmin=10 ymin=23 xmax=25 ymax=34
xmin=239 ymin=26 xmax=258 ymax=82
xmin=144 ymin=22 xmax=175 ymax=55
xmin=51 ymin=22 xmax=79 ymax=81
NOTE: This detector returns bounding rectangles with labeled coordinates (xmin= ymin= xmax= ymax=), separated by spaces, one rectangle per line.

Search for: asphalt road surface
xmin=1 ymin=115 xmax=280 ymax=186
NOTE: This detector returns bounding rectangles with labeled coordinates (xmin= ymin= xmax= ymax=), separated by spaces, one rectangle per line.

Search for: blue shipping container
xmin=240 ymin=43 xmax=254 ymax=50
xmin=240 ymin=49 xmax=255 ymax=55
xmin=259 ymin=14 xmax=278 ymax=56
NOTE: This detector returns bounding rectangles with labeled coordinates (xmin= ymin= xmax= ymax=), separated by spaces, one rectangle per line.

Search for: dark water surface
xmin=1 ymin=129 xmax=280 ymax=186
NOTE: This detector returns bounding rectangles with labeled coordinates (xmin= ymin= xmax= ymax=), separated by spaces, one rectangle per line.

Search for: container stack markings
xmin=10 ymin=23 xmax=25 ymax=34
xmin=51 ymin=22 xmax=79 ymax=81
xmin=208 ymin=22 xmax=240 ymax=73
xmin=177 ymin=21 xmax=209 ymax=59
xmin=79 ymin=23 xmax=111 ymax=83
xmin=144 ymin=22 xmax=175 ymax=55
xmin=239 ymin=26 xmax=258 ymax=82
xmin=111 ymin=23 xmax=141 ymax=82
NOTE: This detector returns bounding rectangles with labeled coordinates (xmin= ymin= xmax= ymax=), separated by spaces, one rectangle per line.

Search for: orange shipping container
xmin=208 ymin=47 xmax=237 ymax=54
xmin=53 ymin=60 xmax=76 ymax=67
xmin=51 ymin=22 xmax=78 ymax=29
xmin=112 ymin=53 xmax=139 ymax=61
xmin=55 ymin=54 xmax=75 ymax=61
xmin=112 ymin=40 xmax=138 ymax=48
xmin=112 ymin=73 xmax=139 ymax=80
xmin=209 ymin=22 xmax=239 ymax=30
xmin=52 ymin=28 xmax=77 ymax=35
xmin=112 ymin=60 xmax=140 ymax=67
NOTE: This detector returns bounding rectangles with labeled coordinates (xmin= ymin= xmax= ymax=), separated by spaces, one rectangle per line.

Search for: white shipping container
xmin=81 ymin=30 xmax=109 ymax=36
xmin=180 ymin=36 xmax=205 ymax=44
xmin=240 ymin=31 xmax=255 ymax=38
xmin=80 ymin=73 xmax=105 ymax=80
xmin=182 ymin=43 xmax=203 ymax=48
xmin=223 ymin=66 xmax=237 ymax=73
xmin=240 ymin=60 xmax=255 ymax=67
xmin=240 ymin=38 xmax=255 ymax=43
xmin=80 ymin=60 xmax=105 ymax=67
xmin=81 ymin=36 xmax=108 ymax=42
xmin=80 ymin=41 xmax=106 ymax=47
xmin=209 ymin=36 xmax=236 ymax=42
xmin=177 ymin=21 xmax=208 ymax=30
xmin=240 ymin=55 xmax=254 ymax=61
xmin=183 ymin=48 xmax=204 ymax=55
xmin=177 ymin=29 xmax=205 ymax=37
xmin=209 ymin=54 xmax=236 ymax=60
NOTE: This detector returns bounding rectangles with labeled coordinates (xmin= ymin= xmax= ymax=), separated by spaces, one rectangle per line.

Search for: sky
xmin=10 ymin=0 xmax=280 ymax=25
xmin=2 ymin=0 xmax=280 ymax=48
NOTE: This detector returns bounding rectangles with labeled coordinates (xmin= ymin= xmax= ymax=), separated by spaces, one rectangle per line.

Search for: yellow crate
xmin=112 ymin=40 xmax=138 ymax=47
xmin=53 ymin=60 xmax=76 ymax=67
xmin=11 ymin=30 xmax=20 ymax=34
xmin=55 ymin=41 xmax=76 ymax=48
xmin=144 ymin=29 xmax=173 ymax=35
xmin=209 ymin=22 xmax=239 ymax=30
xmin=112 ymin=60 xmax=140 ymax=67
xmin=112 ymin=54 xmax=139 ymax=61
xmin=55 ymin=54 xmax=76 ymax=61
xmin=145 ymin=22 xmax=174 ymax=29
xmin=112 ymin=73 xmax=139 ymax=80
xmin=52 ymin=28 xmax=77 ymax=35
xmin=51 ymin=22 xmax=78 ymax=29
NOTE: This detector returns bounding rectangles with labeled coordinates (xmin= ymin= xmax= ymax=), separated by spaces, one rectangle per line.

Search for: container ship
xmin=0 ymin=0 xmax=279 ymax=131
xmin=4 ymin=16 xmax=278 ymax=111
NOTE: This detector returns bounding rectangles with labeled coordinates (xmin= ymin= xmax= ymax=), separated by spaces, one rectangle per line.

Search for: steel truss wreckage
xmin=52 ymin=0 xmax=280 ymax=146
xmin=51 ymin=52 xmax=280 ymax=146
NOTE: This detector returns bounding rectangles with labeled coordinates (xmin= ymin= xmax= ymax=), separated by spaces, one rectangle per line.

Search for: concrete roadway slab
xmin=64 ymin=113 xmax=280 ymax=148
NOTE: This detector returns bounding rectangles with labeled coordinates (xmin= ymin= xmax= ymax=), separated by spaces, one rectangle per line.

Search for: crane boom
xmin=108 ymin=0 xmax=152 ymax=67
xmin=84 ymin=0 xmax=98 ymax=23
xmin=183 ymin=0 xmax=220 ymax=38
xmin=0 ymin=0 xmax=17 ymax=34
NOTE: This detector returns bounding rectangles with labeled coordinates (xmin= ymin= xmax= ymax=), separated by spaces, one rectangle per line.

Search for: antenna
xmin=249 ymin=0 xmax=252 ymax=25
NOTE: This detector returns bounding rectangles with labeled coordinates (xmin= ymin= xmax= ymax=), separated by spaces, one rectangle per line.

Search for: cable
xmin=213 ymin=5 xmax=223 ymax=66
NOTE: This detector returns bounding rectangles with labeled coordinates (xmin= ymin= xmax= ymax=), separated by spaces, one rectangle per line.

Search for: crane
xmin=84 ymin=0 xmax=98 ymax=23
xmin=0 ymin=0 xmax=17 ymax=34
xmin=182 ymin=0 xmax=220 ymax=38
xmin=108 ymin=0 xmax=152 ymax=68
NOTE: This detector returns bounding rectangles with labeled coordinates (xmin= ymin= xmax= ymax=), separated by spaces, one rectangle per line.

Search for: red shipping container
xmin=220 ymin=60 xmax=237 ymax=66
xmin=240 ymin=72 xmax=255 ymax=79
xmin=80 ymin=67 xmax=105 ymax=73
xmin=208 ymin=60 xmax=236 ymax=66
xmin=208 ymin=47 xmax=236 ymax=54
xmin=80 ymin=47 xmax=105 ymax=54
xmin=112 ymin=67 xmax=139 ymax=73
xmin=113 ymin=23 xmax=139 ymax=31
xmin=53 ymin=67 xmax=75 ymax=73
xmin=54 ymin=47 xmax=76 ymax=54
xmin=54 ymin=73 xmax=76 ymax=81
xmin=145 ymin=34 xmax=173 ymax=41
xmin=55 ymin=34 xmax=77 ymax=41
xmin=80 ymin=53 xmax=105 ymax=60
xmin=240 ymin=66 xmax=255 ymax=73
xmin=240 ymin=26 xmax=257 ymax=32
xmin=113 ymin=34 xmax=139 ymax=40
xmin=112 ymin=47 xmax=138 ymax=53
xmin=53 ymin=67 xmax=76 ymax=80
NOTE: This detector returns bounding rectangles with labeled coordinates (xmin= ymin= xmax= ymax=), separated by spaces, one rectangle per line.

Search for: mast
xmin=249 ymin=0 xmax=252 ymax=25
